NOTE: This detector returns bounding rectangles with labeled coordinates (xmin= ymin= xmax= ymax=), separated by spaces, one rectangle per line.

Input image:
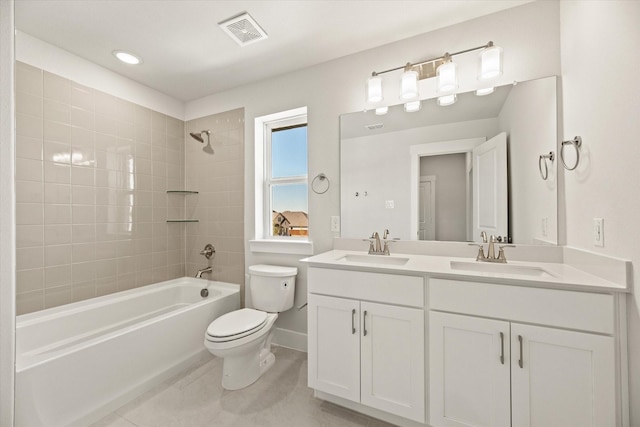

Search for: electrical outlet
xmin=330 ymin=216 xmax=340 ymax=232
xmin=541 ymin=217 xmax=548 ymax=237
xmin=385 ymin=200 xmax=395 ymax=209
xmin=593 ymin=218 xmax=604 ymax=247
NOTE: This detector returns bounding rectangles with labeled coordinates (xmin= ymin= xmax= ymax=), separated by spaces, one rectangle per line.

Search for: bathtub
xmin=15 ymin=277 xmax=240 ymax=427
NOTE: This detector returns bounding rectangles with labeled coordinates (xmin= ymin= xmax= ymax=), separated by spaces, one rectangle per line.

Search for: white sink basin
xmin=449 ymin=261 xmax=555 ymax=278
xmin=337 ymin=254 xmax=410 ymax=266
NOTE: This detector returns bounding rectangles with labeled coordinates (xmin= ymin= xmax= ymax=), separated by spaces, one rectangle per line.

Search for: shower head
xmin=189 ymin=132 xmax=204 ymax=143
xmin=189 ymin=130 xmax=211 ymax=144
xmin=203 ymin=142 xmax=214 ymax=155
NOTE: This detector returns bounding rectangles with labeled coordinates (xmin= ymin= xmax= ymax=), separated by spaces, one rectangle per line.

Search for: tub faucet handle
xmin=200 ymin=244 xmax=215 ymax=260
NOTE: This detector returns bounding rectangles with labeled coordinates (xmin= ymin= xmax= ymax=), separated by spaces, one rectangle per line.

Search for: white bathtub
xmin=15 ymin=277 xmax=240 ymax=427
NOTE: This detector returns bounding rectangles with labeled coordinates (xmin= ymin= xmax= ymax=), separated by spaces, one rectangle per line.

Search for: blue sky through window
xmin=271 ymin=126 xmax=308 ymax=213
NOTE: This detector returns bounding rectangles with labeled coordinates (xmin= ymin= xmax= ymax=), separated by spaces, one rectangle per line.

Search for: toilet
xmin=204 ymin=264 xmax=297 ymax=390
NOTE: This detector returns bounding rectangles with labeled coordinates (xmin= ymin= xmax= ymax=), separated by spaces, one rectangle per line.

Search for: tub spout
xmin=195 ymin=267 xmax=212 ymax=279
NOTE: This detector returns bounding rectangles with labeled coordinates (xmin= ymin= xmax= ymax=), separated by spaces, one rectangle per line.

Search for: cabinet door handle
xmin=351 ymin=309 xmax=356 ymax=334
xmin=500 ymin=332 xmax=505 ymax=365
xmin=518 ymin=335 xmax=524 ymax=368
xmin=363 ymin=310 xmax=368 ymax=336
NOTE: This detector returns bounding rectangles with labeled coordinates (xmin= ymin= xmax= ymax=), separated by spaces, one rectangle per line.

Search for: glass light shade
xmin=479 ymin=45 xmax=503 ymax=80
xmin=366 ymin=75 xmax=383 ymax=103
xmin=400 ymin=69 xmax=419 ymax=100
xmin=404 ymin=100 xmax=421 ymax=112
xmin=437 ymin=94 xmax=457 ymax=106
xmin=475 ymin=87 xmax=495 ymax=96
xmin=437 ymin=61 xmax=457 ymax=93
xmin=375 ymin=106 xmax=389 ymax=115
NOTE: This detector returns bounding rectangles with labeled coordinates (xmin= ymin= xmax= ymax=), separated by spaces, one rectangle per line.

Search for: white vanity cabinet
xmin=429 ymin=278 xmax=621 ymax=427
xmin=307 ymin=267 xmax=426 ymax=423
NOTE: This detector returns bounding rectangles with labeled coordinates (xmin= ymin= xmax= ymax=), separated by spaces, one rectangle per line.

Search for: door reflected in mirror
xmin=340 ymin=76 xmax=558 ymax=244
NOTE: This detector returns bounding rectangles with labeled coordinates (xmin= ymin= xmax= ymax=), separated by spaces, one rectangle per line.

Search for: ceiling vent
xmin=365 ymin=123 xmax=384 ymax=131
xmin=219 ymin=12 xmax=268 ymax=47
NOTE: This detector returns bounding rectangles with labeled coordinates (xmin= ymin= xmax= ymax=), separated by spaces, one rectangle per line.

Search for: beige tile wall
xmin=15 ymin=61 xmax=186 ymax=314
xmin=185 ymin=109 xmax=245 ymax=298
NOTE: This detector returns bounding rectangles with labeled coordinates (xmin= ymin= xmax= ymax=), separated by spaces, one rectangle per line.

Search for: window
xmin=266 ymin=119 xmax=308 ymax=237
xmin=251 ymin=107 xmax=312 ymax=254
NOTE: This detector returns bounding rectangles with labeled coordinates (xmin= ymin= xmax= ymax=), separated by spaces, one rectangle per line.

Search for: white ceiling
xmin=15 ymin=0 xmax=530 ymax=102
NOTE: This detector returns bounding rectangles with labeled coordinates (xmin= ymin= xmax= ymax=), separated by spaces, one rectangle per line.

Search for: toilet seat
xmin=206 ymin=308 xmax=268 ymax=343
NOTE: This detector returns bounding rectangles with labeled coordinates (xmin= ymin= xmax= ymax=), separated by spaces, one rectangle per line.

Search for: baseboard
xmin=272 ymin=327 xmax=307 ymax=352
xmin=315 ymin=390 xmax=426 ymax=427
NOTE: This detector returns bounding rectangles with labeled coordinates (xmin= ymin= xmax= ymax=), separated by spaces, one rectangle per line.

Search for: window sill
xmin=249 ymin=239 xmax=314 ymax=255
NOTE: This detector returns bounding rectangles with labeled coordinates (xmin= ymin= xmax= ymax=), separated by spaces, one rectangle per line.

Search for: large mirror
xmin=340 ymin=76 xmax=558 ymax=244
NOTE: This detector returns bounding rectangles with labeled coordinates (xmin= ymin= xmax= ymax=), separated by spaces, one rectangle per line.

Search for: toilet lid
xmin=206 ymin=308 xmax=268 ymax=339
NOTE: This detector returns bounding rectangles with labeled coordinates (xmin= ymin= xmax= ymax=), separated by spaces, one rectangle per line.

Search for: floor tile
xmin=92 ymin=346 xmax=397 ymax=427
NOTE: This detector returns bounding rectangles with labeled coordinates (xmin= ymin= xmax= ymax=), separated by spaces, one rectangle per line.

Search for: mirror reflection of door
xmin=419 ymin=153 xmax=468 ymax=241
xmin=472 ymin=132 xmax=508 ymax=240
xmin=418 ymin=176 xmax=436 ymax=240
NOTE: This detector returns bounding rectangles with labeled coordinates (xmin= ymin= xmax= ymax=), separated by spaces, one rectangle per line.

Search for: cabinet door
xmin=361 ymin=301 xmax=425 ymax=422
xmin=307 ymin=294 xmax=360 ymax=402
xmin=429 ymin=311 xmax=511 ymax=427
xmin=511 ymin=323 xmax=616 ymax=427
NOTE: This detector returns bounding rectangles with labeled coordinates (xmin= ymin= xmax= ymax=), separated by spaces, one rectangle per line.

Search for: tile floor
xmin=91 ymin=346 xmax=396 ymax=427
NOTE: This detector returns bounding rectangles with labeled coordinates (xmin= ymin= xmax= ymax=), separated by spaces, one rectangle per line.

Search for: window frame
xmin=251 ymin=107 xmax=313 ymax=255
xmin=264 ymin=116 xmax=308 ymax=239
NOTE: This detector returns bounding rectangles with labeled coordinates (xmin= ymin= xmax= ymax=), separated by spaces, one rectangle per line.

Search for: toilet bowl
xmin=204 ymin=265 xmax=297 ymax=390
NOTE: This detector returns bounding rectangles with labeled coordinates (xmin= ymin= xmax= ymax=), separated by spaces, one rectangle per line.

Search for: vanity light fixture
xmin=437 ymin=94 xmax=457 ymax=106
xmin=478 ymin=41 xmax=503 ymax=80
xmin=365 ymin=41 xmax=501 ymax=108
xmin=366 ymin=74 xmax=383 ymax=103
xmin=375 ymin=106 xmax=389 ymax=115
xmin=436 ymin=53 xmax=457 ymax=94
xmin=475 ymin=87 xmax=495 ymax=96
xmin=400 ymin=64 xmax=419 ymax=100
xmin=112 ymin=50 xmax=142 ymax=65
xmin=404 ymin=100 xmax=421 ymax=113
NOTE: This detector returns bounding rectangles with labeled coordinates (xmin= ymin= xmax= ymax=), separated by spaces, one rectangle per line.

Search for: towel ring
xmin=560 ymin=136 xmax=582 ymax=171
xmin=311 ymin=173 xmax=330 ymax=194
xmin=538 ymin=151 xmax=554 ymax=181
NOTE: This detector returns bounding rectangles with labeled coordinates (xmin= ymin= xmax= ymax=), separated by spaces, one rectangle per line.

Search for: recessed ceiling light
xmin=113 ymin=50 xmax=142 ymax=65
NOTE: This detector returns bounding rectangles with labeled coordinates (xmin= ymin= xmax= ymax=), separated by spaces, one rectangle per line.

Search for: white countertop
xmin=301 ymin=250 xmax=630 ymax=293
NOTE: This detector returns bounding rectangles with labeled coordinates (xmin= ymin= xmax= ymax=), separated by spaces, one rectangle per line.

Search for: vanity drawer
xmin=429 ymin=278 xmax=614 ymax=334
xmin=308 ymin=267 xmax=424 ymax=308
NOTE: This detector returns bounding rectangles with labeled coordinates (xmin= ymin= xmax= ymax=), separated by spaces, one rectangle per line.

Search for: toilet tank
xmin=249 ymin=265 xmax=297 ymax=312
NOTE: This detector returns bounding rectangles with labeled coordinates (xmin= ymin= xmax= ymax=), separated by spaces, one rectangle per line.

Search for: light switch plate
xmin=593 ymin=218 xmax=604 ymax=247
xmin=385 ymin=200 xmax=394 ymax=209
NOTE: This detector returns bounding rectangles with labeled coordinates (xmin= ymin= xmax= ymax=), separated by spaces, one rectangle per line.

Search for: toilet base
xmin=219 ymin=335 xmax=276 ymax=391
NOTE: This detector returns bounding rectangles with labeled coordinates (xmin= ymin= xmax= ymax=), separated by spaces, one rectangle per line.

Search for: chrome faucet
xmin=469 ymin=233 xmax=515 ymax=263
xmin=195 ymin=266 xmax=212 ymax=278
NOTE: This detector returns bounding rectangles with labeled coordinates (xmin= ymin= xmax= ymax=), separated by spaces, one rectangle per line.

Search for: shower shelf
xmin=167 ymin=191 xmax=199 ymax=222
